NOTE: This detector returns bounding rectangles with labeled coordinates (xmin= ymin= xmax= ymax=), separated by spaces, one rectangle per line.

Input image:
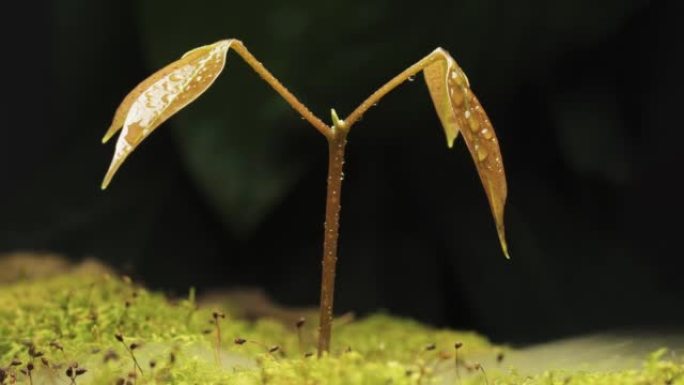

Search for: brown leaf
xmin=101 ymin=39 xmax=234 ymax=189
xmin=423 ymin=54 xmax=460 ymax=148
xmin=423 ymin=49 xmax=509 ymax=258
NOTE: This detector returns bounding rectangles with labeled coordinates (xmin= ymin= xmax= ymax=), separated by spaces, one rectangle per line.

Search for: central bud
xmin=330 ymin=108 xmax=348 ymax=135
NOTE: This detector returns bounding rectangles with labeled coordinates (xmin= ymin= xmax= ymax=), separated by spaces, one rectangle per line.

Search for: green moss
xmin=1 ymin=268 xmax=682 ymax=385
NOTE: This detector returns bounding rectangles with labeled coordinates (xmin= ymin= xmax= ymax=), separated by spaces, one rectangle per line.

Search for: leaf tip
xmin=101 ymin=168 xmax=116 ymax=190
xmin=446 ymin=134 xmax=456 ymax=149
xmin=102 ymin=123 xmax=123 ymax=144
xmin=497 ymin=227 xmax=510 ymax=259
xmin=101 ymin=155 xmax=125 ymax=191
xmin=502 ymin=241 xmax=511 ymax=259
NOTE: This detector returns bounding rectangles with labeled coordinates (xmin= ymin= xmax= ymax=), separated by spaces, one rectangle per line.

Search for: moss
xmin=1 ymin=267 xmax=682 ymax=385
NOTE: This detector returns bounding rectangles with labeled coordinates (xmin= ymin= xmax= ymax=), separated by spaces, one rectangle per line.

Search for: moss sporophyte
xmin=100 ymin=39 xmax=510 ymax=356
xmin=3 ymin=270 xmax=684 ymax=384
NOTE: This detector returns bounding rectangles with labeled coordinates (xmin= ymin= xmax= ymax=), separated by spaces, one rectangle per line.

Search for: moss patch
xmin=1 ymin=266 xmax=682 ymax=385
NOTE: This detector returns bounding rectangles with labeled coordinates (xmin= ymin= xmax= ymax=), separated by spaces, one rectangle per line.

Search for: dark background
xmin=2 ymin=0 xmax=682 ymax=344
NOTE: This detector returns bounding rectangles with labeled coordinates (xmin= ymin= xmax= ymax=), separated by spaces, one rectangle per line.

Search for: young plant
xmin=115 ymin=333 xmax=143 ymax=376
xmin=100 ymin=39 xmax=509 ymax=356
xmin=211 ymin=311 xmax=225 ymax=365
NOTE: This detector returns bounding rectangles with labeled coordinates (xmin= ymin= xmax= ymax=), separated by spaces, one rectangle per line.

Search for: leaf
xmin=423 ymin=49 xmax=510 ymax=258
xmin=137 ymin=3 xmax=316 ymax=236
xmin=101 ymin=39 xmax=234 ymax=189
xmin=423 ymin=55 xmax=460 ymax=148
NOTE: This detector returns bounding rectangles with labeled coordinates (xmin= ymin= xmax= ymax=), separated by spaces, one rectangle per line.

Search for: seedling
xmin=454 ymin=341 xmax=463 ymax=380
xmin=103 ymin=349 xmax=119 ymax=363
xmin=101 ymin=39 xmax=509 ymax=356
xmin=49 ymin=341 xmax=64 ymax=353
xmin=27 ymin=345 xmax=44 ymax=361
xmin=114 ymin=333 xmax=143 ymax=376
xmin=233 ymin=337 xmax=280 ymax=356
xmin=65 ymin=363 xmax=86 ymax=385
xmin=211 ymin=311 xmax=225 ymax=365
xmin=19 ymin=363 xmax=32 ymax=385
xmin=464 ymin=361 xmax=489 ymax=385
xmin=295 ymin=317 xmax=306 ymax=352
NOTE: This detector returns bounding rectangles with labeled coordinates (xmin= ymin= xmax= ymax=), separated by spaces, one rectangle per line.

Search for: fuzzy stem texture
xmin=317 ymin=129 xmax=348 ymax=355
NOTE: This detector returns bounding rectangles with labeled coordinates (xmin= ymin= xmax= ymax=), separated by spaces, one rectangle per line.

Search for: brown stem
xmin=317 ymin=127 xmax=348 ymax=355
xmin=231 ymin=40 xmax=333 ymax=138
xmin=344 ymin=50 xmax=442 ymax=128
xmin=227 ymin=45 xmax=448 ymax=355
xmin=215 ymin=318 xmax=222 ymax=365
xmin=312 ymin=50 xmax=446 ymax=355
xmin=122 ymin=344 xmax=143 ymax=376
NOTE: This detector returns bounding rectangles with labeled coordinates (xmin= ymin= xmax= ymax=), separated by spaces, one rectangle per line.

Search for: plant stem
xmin=345 ymin=50 xmax=441 ymax=127
xmin=214 ymin=318 xmax=222 ymax=365
xmin=313 ymin=50 xmax=444 ymax=355
xmin=123 ymin=344 xmax=143 ymax=376
xmin=317 ymin=127 xmax=348 ymax=355
xmin=230 ymin=43 xmax=447 ymax=355
xmin=231 ymin=40 xmax=332 ymax=138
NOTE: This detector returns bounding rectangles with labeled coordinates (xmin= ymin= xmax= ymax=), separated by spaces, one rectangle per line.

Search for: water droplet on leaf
xmin=481 ymin=128 xmax=493 ymax=140
xmin=468 ymin=118 xmax=479 ymax=133
xmin=476 ymin=146 xmax=488 ymax=161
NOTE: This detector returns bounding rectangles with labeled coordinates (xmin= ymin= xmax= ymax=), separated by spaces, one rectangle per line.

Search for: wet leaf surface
xmin=102 ymin=40 xmax=233 ymax=189
xmin=424 ymin=50 xmax=509 ymax=257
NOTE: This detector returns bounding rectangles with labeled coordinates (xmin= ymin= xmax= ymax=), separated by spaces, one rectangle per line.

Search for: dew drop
xmin=476 ymin=146 xmax=488 ymax=161
xmin=450 ymin=87 xmax=464 ymax=106
xmin=481 ymin=128 xmax=493 ymax=140
xmin=468 ymin=117 xmax=479 ymax=133
xmin=408 ymin=76 xmax=415 ymax=82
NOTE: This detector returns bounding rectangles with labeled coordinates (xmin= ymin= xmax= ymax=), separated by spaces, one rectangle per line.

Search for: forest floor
xmin=0 ymin=253 xmax=682 ymax=385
